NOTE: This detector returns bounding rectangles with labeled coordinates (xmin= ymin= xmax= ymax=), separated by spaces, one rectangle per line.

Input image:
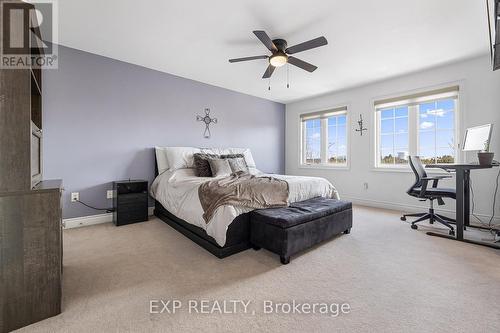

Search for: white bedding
xmin=150 ymin=169 xmax=339 ymax=246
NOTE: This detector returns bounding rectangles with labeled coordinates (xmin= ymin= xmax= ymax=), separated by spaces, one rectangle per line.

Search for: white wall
xmin=286 ymin=55 xmax=500 ymax=222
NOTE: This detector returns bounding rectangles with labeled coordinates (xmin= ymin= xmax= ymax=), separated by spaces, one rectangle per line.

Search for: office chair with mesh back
xmin=401 ymin=156 xmax=457 ymax=236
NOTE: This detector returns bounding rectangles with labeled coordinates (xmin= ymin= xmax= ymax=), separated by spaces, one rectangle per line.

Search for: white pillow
xmin=165 ymin=147 xmax=201 ymax=171
xmin=155 ymin=147 xmax=170 ymax=175
xmin=241 ymin=149 xmax=256 ymax=169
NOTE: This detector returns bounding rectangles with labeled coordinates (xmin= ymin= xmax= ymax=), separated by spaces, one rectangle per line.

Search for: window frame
xmin=299 ymin=106 xmax=350 ymax=170
xmin=372 ymin=85 xmax=463 ymax=171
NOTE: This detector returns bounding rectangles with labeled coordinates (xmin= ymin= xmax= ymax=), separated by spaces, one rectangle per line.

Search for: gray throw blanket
xmin=198 ymin=171 xmax=289 ymax=223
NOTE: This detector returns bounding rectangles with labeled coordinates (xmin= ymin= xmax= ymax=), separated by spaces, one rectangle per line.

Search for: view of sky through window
xmin=303 ymin=111 xmax=348 ymax=165
xmin=377 ymin=97 xmax=456 ymax=166
xmin=304 ymin=118 xmax=321 ymax=164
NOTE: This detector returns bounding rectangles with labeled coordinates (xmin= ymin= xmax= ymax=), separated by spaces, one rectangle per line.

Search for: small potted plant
xmin=478 ymin=139 xmax=494 ymax=166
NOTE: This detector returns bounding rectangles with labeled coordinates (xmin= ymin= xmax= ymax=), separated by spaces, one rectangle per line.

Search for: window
xmin=304 ymin=118 xmax=321 ymax=164
xmin=301 ymin=107 xmax=348 ymax=167
xmin=418 ymin=99 xmax=455 ymax=164
xmin=378 ymin=106 xmax=409 ymax=165
xmin=374 ymin=86 xmax=459 ymax=168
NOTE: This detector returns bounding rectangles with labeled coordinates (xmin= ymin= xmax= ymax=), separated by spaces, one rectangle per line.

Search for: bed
xmin=151 ymin=147 xmax=339 ymax=258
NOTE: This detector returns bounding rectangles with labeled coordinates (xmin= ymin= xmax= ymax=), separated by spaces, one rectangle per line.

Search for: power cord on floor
xmin=469 ymin=167 xmax=500 ymax=238
xmin=75 ymin=199 xmax=115 ymax=213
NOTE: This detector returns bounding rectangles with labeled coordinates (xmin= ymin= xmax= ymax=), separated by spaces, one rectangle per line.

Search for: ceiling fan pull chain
xmin=287 ymin=63 xmax=290 ymax=88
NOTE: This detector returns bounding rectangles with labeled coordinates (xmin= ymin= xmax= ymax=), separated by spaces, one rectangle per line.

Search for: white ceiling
xmin=55 ymin=0 xmax=490 ymax=103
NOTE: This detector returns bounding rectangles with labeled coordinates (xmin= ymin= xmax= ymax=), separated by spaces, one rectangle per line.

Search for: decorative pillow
xmin=193 ymin=153 xmax=219 ymax=177
xmin=164 ymin=147 xmax=201 ymax=171
xmin=220 ymin=153 xmax=244 ymax=159
xmin=201 ymin=148 xmax=257 ymax=169
xmin=228 ymin=157 xmax=248 ymax=173
xmin=208 ymin=158 xmax=232 ymax=177
xmin=220 ymin=154 xmax=247 ymax=173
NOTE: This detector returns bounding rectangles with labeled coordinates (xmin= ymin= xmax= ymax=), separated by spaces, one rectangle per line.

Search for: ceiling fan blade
xmin=285 ymin=36 xmax=328 ymax=55
xmin=262 ymin=64 xmax=276 ymax=79
xmin=288 ymin=56 xmax=318 ymax=72
xmin=229 ymin=55 xmax=268 ymax=63
xmin=253 ymin=30 xmax=278 ymax=52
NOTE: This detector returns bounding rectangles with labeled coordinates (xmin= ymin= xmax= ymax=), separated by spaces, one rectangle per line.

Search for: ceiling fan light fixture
xmin=269 ymin=52 xmax=288 ymax=67
xmin=229 ymin=31 xmax=327 ymax=81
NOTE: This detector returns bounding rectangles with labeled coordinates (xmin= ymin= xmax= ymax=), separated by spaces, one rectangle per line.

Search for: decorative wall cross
xmin=355 ymin=114 xmax=367 ymax=136
xmin=196 ymin=108 xmax=217 ymax=138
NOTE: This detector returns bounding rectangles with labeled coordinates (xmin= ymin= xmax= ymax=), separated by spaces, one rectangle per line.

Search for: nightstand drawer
xmin=117 ymin=202 xmax=148 ymax=213
xmin=116 ymin=210 xmax=148 ymax=225
xmin=116 ymin=182 xmax=148 ymax=194
xmin=117 ymin=193 xmax=147 ymax=205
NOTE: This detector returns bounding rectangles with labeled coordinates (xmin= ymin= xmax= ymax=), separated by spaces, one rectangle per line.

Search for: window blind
xmin=374 ymin=86 xmax=459 ymax=110
xmin=300 ymin=106 xmax=348 ymax=121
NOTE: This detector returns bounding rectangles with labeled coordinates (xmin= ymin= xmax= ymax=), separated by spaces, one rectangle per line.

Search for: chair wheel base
xmin=411 ymin=224 xmax=418 ymax=230
xmin=400 ymin=216 xmax=406 ymax=221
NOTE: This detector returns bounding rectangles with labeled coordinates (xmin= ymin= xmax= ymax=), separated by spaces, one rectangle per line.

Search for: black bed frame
xmin=153 ymin=154 xmax=251 ymax=258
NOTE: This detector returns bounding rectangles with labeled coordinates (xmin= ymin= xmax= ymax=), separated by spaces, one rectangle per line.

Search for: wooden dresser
xmin=0 ymin=181 xmax=63 ymax=332
xmin=0 ymin=1 xmax=63 ymax=331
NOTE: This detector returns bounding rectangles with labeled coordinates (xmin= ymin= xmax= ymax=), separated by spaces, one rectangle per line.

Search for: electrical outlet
xmin=107 ymin=190 xmax=114 ymax=199
xmin=71 ymin=192 xmax=79 ymax=202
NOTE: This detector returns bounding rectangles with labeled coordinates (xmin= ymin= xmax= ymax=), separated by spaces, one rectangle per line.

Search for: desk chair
xmin=401 ymin=156 xmax=457 ymax=236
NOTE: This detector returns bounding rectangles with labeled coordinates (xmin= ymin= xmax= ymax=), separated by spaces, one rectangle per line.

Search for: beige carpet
xmin=17 ymin=205 xmax=500 ymax=333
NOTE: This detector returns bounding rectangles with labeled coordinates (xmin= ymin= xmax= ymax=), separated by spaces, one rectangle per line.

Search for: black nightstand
xmin=113 ymin=180 xmax=149 ymax=226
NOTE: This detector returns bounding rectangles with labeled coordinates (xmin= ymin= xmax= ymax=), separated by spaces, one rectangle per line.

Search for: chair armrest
xmin=421 ymin=176 xmax=452 ymax=180
xmin=421 ymin=175 xmax=452 ymax=191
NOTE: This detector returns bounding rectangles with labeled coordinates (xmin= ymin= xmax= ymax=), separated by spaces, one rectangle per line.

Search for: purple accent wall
xmin=43 ymin=46 xmax=285 ymax=219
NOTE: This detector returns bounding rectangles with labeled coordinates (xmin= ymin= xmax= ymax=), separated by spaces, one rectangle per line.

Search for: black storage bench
xmin=250 ymin=197 xmax=352 ymax=264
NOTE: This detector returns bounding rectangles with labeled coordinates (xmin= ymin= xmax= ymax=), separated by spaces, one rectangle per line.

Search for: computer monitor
xmin=462 ymin=124 xmax=493 ymax=151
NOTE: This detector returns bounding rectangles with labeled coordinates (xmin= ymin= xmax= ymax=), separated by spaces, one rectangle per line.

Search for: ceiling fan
xmin=229 ymin=30 xmax=328 ymax=79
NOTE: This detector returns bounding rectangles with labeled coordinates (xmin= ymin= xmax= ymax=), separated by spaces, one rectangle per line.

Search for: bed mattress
xmin=150 ymin=169 xmax=339 ymax=246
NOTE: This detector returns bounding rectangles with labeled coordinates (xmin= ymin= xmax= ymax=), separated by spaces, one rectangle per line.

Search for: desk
xmin=426 ymin=163 xmax=499 ymax=249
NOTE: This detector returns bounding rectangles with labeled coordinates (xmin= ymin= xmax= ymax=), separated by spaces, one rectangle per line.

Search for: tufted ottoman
xmin=250 ymin=197 xmax=352 ymax=264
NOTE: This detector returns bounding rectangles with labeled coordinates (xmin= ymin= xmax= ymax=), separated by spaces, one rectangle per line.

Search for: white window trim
xmin=370 ymin=81 xmax=465 ymax=171
xmin=298 ymin=104 xmax=351 ymax=170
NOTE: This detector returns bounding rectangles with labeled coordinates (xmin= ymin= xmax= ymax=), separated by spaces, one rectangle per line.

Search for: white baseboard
xmin=63 ymin=206 xmax=155 ymax=229
xmin=342 ymin=195 xmax=500 ymax=224
xmin=63 ymin=199 xmax=500 ymax=229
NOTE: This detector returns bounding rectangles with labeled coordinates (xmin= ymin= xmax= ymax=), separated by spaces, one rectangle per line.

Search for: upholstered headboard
xmin=154 ymin=149 xmax=159 ymax=177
